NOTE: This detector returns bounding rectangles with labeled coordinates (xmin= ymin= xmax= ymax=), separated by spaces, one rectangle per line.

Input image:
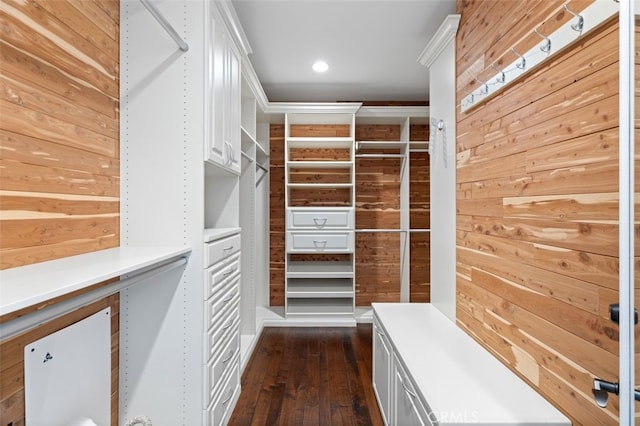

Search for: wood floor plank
xmin=229 ymin=325 xmax=383 ymax=425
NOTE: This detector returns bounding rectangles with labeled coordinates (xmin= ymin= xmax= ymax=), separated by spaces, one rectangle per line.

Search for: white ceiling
xmin=232 ymin=0 xmax=456 ymax=103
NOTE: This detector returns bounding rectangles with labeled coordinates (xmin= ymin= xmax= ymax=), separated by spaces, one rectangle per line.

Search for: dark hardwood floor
xmin=228 ymin=325 xmax=384 ymax=426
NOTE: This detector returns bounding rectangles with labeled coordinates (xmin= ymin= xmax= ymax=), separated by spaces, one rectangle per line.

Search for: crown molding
xmin=264 ymin=102 xmax=363 ymax=115
xmin=214 ymin=0 xmax=253 ymax=57
xmin=417 ymin=14 xmax=460 ymax=68
xmin=357 ymin=106 xmax=429 ymax=118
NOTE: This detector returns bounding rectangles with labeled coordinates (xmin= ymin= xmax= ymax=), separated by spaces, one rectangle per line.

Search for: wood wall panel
xmin=0 ymin=295 xmax=120 ymax=426
xmin=456 ymin=2 xmax=626 ymax=423
xmin=270 ymin=124 xmax=286 ymax=306
xmin=0 ymin=0 xmax=120 ymax=269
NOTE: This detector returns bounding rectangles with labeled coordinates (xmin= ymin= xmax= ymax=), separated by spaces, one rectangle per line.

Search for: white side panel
xmin=428 ymin=37 xmax=457 ymax=322
xmin=120 ymin=0 xmax=205 ymax=423
xmin=25 ymin=308 xmax=111 ymax=426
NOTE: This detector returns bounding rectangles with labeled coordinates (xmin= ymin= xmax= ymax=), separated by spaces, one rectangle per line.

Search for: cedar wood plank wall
xmin=456 ymin=1 xmax=639 ymax=424
xmin=1 ymin=0 xmax=120 ymax=270
xmin=0 ymin=1 xmax=120 ymax=425
xmin=269 ymin=124 xmax=430 ymax=306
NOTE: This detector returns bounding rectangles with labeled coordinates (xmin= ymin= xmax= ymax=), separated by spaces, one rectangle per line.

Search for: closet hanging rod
xmin=409 ymin=229 xmax=431 ymax=233
xmin=241 ymin=150 xmax=254 ymax=162
xmin=140 ymin=0 xmax=189 ymax=52
xmin=355 ymin=154 xmax=406 ymax=158
xmin=410 ymin=149 xmax=430 ymax=153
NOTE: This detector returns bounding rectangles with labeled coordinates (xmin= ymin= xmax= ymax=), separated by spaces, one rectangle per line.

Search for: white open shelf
xmin=0 ymin=246 xmax=190 ymax=316
xmin=356 ymin=141 xmax=407 ymax=150
xmin=287 ymin=161 xmax=353 ymax=169
xmin=287 ymin=137 xmax=353 ymax=149
xmin=287 ymin=261 xmax=354 ymax=278
xmin=286 ymin=298 xmax=355 ymax=315
xmin=287 ymin=183 xmax=353 ymax=189
xmin=287 ymin=278 xmax=354 ymax=298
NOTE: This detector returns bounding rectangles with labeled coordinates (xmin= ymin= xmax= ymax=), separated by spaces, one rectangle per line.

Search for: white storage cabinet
xmin=372 ymin=303 xmax=571 ymax=426
xmin=206 ymin=5 xmax=241 ymax=174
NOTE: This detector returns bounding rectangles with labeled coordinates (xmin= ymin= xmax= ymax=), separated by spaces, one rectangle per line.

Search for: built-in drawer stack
xmin=284 ymin=112 xmax=356 ymax=320
xmin=203 ymin=230 xmax=241 ymax=425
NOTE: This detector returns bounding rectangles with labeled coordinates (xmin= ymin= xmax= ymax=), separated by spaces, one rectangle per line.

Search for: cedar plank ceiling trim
xmin=455 ymin=1 xmax=640 ymax=424
xmin=0 ymin=0 xmax=120 ymax=270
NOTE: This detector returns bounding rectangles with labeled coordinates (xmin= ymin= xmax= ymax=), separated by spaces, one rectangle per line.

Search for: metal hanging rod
xmin=241 ymin=150 xmax=254 ymax=162
xmin=140 ymin=0 xmax=189 ymax=52
xmin=409 ymin=149 xmax=430 ymax=153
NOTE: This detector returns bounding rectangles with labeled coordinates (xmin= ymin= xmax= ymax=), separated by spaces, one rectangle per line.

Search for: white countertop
xmin=203 ymin=227 xmax=241 ymax=243
xmin=0 ymin=246 xmax=191 ymax=316
xmin=372 ymin=303 xmax=570 ymax=425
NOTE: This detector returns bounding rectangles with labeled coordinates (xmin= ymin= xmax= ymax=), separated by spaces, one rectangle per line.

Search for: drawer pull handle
xmin=402 ymin=378 xmax=417 ymax=399
xmin=222 ymin=294 xmax=234 ymax=303
xmin=313 ymin=240 xmax=327 ymax=247
xmin=222 ymin=319 xmax=234 ymax=330
xmin=313 ymin=218 xmax=327 ymax=227
xmin=223 ymin=267 xmax=236 ymax=277
xmin=223 ymin=245 xmax=234 ymax=252
xmin=222 ymin=388 xmax=234 ymax=405
xmin=222 ymin=350 xmax=234 ymax=364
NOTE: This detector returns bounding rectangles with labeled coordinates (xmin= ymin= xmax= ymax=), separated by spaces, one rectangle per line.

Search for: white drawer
xmin=205 ymin=303 xmax=239 ymax=361
xmin=205 ymin=278 xmax=239 ymax=330
xmin=205 ymin=331 xmax=240 ymax=405
xmin=288 ymin=209 xmax=354 ymax=229
xmin=287 ymin=231 xmax=354 ymax=253
xmin=204 ymin=254 xmax=240 ymax=300
xmin=205 ymin=233 xmax=241 ymax=267
xmin=207 ymin=359 xmax=240 ymax=426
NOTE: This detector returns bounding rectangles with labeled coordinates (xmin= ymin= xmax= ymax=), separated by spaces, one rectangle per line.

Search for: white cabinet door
xmin=206 ymin=14 xmax=241 ymax=175
xmin=206 ymin=15 xmax=226 ymax=168
xmin=224 ymin=37 xmax=241 ymax=174
xmin=373 ymin=319 xmax=392 ymax=425
xmin=394 ymin=354 xmax=433 ymax=426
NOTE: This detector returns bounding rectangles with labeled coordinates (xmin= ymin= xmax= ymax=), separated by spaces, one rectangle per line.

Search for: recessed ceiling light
xmin=312 ymin=61 xmax=329 ymax=73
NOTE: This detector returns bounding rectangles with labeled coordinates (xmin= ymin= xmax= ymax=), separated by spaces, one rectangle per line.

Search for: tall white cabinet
xmin=120 ymin=1 xmax=264 ymax=423
xmin=283 ymin=112 xmax=357 ymax=323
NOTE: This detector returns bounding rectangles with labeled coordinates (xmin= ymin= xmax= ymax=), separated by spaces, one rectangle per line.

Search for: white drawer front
xmin=287 ymin=232 xmax=354 ymax=253
xmin=205 ymin=303 xmax=240 ymax=360
xmin=205 ymin=331 xmax=240 ymax=405
xmin=205 ymin=278 xmax=240 ymax=330
xmin=204 ymin=254 xmax=240 ymax=300
xmin=209 ymin=360 xmax=240 ymax=426
xmin=205 ymin=233 xmax=241 ymax=267
xmin=288 ymin=209 xmax=354 ymax=229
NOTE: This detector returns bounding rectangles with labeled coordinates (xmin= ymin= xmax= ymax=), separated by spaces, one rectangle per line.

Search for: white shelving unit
xmin=284 ymin=112 xmax=356 ymax=323
xmin=238 ymin=70 xmax=270 ymax=368
xmin=354 ymin=107 xmax=429 ymax=316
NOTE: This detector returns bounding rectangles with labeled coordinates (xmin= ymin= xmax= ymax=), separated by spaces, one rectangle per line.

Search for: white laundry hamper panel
xmin=24 ymin=307 xmax=111 ymax=426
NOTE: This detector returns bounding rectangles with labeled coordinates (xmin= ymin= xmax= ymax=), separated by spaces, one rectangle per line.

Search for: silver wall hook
xmin=564 ymin=4 xmax=584 ymax=33
xmin=534 ymin=27 xmax=551 ymax=53
xmin=477 ymin=78 xmax=489 ymax=95
xmin=511 ymin=48 xmax=526 ymax=70
xmin=490 ymin=64 xmax=505 ymax=84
